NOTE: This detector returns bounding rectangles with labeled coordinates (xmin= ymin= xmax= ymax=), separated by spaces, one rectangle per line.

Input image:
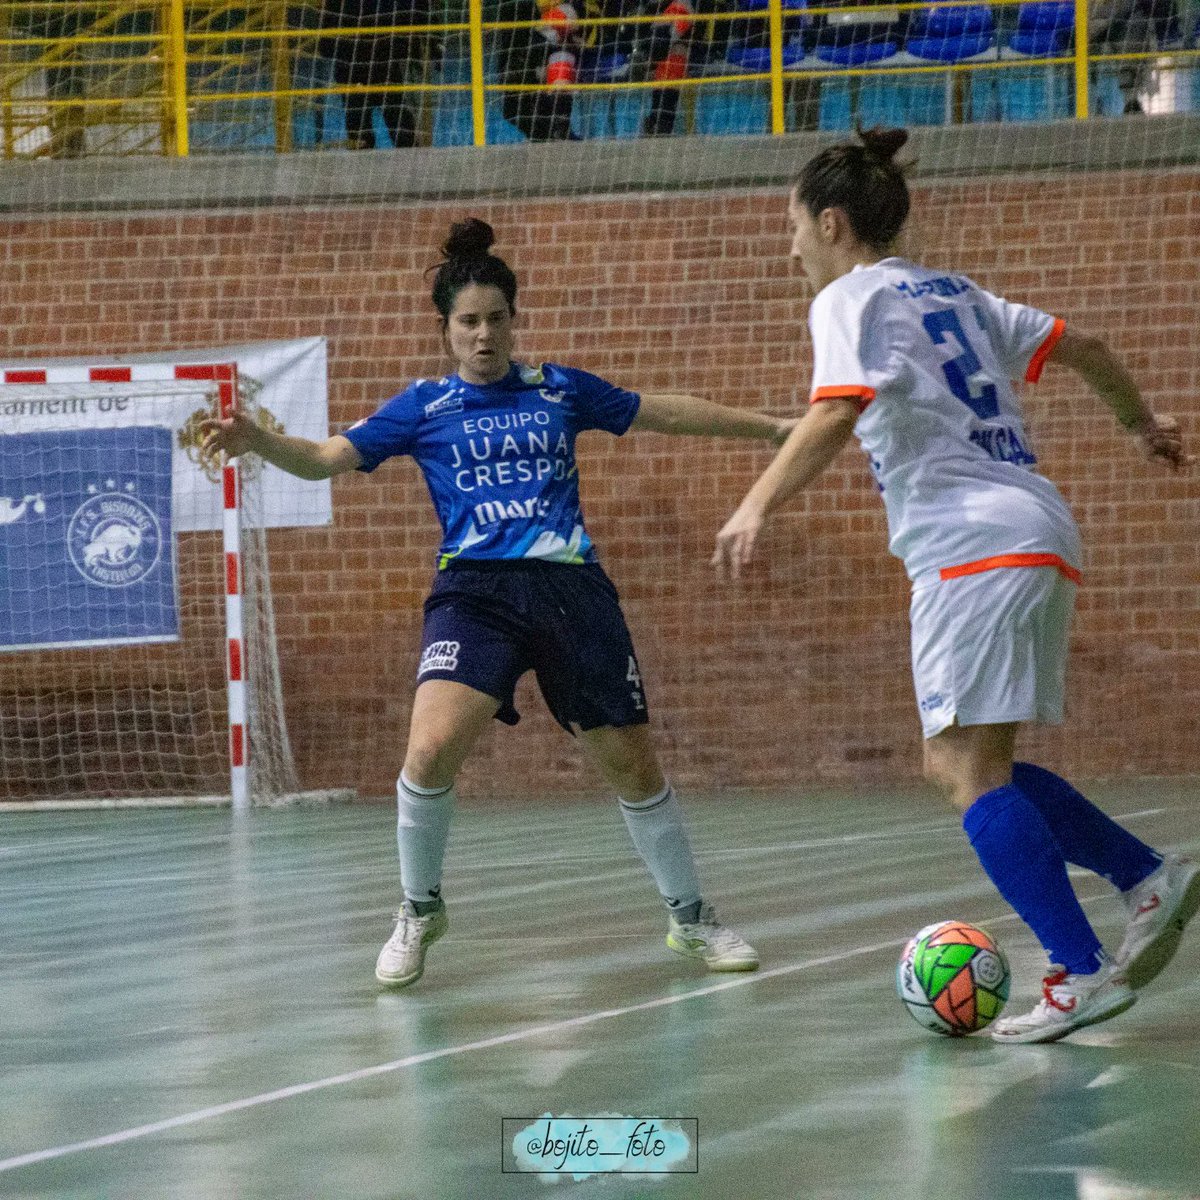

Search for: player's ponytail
xmin=430 ymin=218 xmax=519 ymax=321
xmin=794 ymin=125 xmax=912 ymax=252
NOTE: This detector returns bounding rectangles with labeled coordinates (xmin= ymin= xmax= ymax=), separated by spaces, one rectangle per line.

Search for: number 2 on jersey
xmin=921 ymin=309 xmax=999 ymax=419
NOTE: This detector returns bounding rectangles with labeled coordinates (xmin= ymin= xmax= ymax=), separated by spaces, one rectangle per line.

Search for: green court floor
xmin=2 ymin=783 xmax=1198 ymax=1200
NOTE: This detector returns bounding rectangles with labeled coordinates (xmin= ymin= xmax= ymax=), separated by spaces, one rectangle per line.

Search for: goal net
xmin=0 ymin=366 xmax=299 ymax=808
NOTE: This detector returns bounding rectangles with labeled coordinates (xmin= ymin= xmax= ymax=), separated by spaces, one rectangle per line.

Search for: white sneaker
xmin=991 ymin=961 xmax=1136 ymax=1044
xmin=375 ymin=900 xmax=448 ymax=988
xmin=666 ymin=902 xmax=759 ymax=972
xmin=1116 ymin=855 xmax=1200 ymax=989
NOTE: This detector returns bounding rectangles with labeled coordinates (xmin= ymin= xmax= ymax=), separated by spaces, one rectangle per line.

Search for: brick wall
xmin=3 ymin=169 xmax=1198 ymax=800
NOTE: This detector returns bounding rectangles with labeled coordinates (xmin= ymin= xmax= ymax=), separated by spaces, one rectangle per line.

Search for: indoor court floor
xmin=2 ymin=782 xmax=1198 ymax=1200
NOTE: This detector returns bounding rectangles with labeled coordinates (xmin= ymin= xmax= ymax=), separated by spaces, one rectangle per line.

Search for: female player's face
xmin=447 ymin=283 xmax=516 ymax=384
xmin=787 ymin=190 xmax=833 ymax=292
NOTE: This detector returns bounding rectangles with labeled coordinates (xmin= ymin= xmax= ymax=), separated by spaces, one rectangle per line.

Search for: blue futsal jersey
xmin=343 ymin=361 xmax=641 ymax=567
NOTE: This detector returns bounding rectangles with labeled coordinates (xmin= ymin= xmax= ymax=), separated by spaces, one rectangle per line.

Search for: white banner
xmin=0 ymin=338 xmax=333 ymax=532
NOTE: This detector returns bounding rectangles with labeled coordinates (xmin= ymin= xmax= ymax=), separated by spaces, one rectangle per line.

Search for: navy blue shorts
xmin=417 ymin=561 xmax=649 ymax=732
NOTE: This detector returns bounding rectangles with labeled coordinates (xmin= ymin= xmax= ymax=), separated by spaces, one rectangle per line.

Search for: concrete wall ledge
xmin=2 ymin=115 xmax=1198 ymax=215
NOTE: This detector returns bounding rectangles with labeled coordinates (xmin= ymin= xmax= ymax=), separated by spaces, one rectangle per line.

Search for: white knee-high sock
xmin=397 ymin=773 xmax=456 ymax=905
xmin=619 ymin=783 xmax=702 ymax=913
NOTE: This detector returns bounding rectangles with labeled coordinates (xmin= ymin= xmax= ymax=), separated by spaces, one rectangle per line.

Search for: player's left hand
xmin=712 ymin=503 xmax=766 ymax=581
xmin=1136 ymin=414 xmax=1193 ymax=471
xmin=198 ymin=410 xmax=263 ymax=461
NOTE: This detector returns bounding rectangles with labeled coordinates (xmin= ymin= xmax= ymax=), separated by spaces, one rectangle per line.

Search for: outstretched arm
xmin=1048 ymin=331 xmax=1192 ymax=470
xmin=712 ymin=399 xmax=859 ymax=580
xmin=199 ymin=411 xmax=363 ymax=481
xmin=631 ymin=392 xmax=795 ymax=445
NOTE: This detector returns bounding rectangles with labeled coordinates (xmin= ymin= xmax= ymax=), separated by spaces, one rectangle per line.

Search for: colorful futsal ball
xmin=896 ymin=920 xmax=1011 ymax=1036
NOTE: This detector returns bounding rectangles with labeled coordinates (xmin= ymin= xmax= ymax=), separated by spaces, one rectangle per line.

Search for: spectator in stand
xmin=495 ymin=0 xmax=581 ymax=141
xmin=1090 ymin=0 xmax=1181 ymax=113
xmin=319 ymin=0 xmax=434 ymax=147
xmin=27 ymin=5 xmax=92 ymax=158
xmin=642 ymin=0 xmax=697 ymax=136
xmin=493 ymin=0 xmax=702 ymax=142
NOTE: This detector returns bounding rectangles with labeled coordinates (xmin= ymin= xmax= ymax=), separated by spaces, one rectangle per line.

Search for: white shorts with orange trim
xmin=910 ymin=564 xmax=1077 ymax=739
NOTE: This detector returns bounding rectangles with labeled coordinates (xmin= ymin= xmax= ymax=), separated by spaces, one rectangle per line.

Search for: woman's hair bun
xmin=442 ymin=217 xmax=496 ymax=261
xmin=856 ymin=125 xmax=909 ymax=164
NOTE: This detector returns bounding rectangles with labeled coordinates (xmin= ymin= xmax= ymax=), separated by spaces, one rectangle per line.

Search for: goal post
xmin=0 ymin=362 xmax=300 ymax=810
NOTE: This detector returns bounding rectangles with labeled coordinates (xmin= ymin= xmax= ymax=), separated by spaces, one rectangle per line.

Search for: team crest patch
xmin=419 ymin=640 xmax=460 ymax=675
xmin=67 ymin=483 xmax=163 ymax=589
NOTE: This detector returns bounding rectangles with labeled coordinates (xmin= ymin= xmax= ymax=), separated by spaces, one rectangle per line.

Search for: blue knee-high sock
xmin=963 ymin=783 xmax=1104 ymax=975
xmin=1013 ymin=762 xmax=1162 ymax=892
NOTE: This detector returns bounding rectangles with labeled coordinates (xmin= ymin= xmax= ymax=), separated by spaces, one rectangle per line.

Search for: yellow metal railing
xmin=1 ymin=0 xmax=1197 ymax=158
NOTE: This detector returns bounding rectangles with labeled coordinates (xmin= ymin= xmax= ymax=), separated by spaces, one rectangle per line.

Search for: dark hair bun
xmin=442 ymin=218 xmax=495 ymax=261
xmin=856 ymin=125 xmax=908 ymax=164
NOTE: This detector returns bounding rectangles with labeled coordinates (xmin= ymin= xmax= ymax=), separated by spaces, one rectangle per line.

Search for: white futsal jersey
xmin=809 ymin=258 xmax=1082 ymax=588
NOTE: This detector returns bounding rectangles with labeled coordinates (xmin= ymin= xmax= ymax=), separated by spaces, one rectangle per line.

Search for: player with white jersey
xmin=203 ymin=218 xmax=791 ymax=990
xmin=714 ymin=127 xmax=1198 ymax=1045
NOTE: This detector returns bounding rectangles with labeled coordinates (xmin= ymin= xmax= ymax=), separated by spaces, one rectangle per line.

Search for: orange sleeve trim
xmin=939 ymin=552 xmax=1082 ymax=586
xmin=1025 ymin=317 xmax=1066 ymax=384
xmin=810 ymin=385 xmax=876 ymax=414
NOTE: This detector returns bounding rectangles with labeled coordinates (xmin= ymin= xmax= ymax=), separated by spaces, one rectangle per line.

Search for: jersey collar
xmin=853 ymin=256 xmax=909 ymax=273
xmin=451 ymin=361 xmax=533 ymax=391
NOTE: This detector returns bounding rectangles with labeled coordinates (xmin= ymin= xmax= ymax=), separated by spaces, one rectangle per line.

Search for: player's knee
xmin=618 ymin=761 xmax=666 ymax=801
xmin=595 ymin=736 xmax=663 ymax=799
xmin=922 ymin=747 xmax=955 ymax=799
xmin=402 ymin=736 xmax=461 ymax=790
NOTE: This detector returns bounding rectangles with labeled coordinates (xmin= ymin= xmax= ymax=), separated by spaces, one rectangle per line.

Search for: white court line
xmin=0 ymin=933 xmax=918 ymax=1175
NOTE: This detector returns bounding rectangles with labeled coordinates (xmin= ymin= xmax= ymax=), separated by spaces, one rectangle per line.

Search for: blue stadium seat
xmin=725 ymin=0 xmax=811 ymax=70
xmin=1008 ymin=2 xmax=1074 ymax=57
xmin=725 ymin=42 xmax=807 ymax=72
xmin=815 ymin=37 xmax=899 ymax=66
xmin=899 ymin=6 xmax=996 ymax=127
xmin=698 ymin=0 xmax=808 ymax=135
xmin=808 ymin=4 xmax=902 ymax=130
xmin=813 ymin=2 xmax=901 ymax=68
xmin=983 ymin=1 xmax=1074 ymax=122
xmin=905 ymin=5 xmax=996 ymax=62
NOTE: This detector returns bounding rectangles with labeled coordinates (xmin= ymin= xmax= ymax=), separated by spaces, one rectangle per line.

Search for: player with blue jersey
xmin=347 ymin=360 xmax=644 ymax=570
xmin=203 ymin=218 xmax=794 ymax=989
xmin=713 ymin=128 xmax=1197 ymax=1044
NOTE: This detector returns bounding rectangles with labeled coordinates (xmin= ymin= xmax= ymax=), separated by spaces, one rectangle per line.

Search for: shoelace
xmin=678 ymin=908 xmax=744 ymax=952
xmin=1041 ymin=968 xmax=1077 ymax=1014
xmin=387 ymin=911 xmax=424 ymax=949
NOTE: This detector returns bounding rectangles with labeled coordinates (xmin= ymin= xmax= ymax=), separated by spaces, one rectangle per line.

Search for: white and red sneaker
xmin=991 ymin=961 xmax=1136 ymax=1044
xmin=1116 ymin=855 xmax=1200 ymax=989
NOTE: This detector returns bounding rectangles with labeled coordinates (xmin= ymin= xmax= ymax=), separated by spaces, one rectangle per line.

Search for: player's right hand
xmin=198 ymin=410 xmax=262 ymax=461
xmin=1136 ymin=414 xmax=1193 ymax=471
xmin=712 ymin=502 xmax=766 ymax=582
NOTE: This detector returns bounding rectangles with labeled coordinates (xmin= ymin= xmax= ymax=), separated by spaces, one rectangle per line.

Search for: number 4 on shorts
xmin=627 ymin=656 xmax=645 ymax=710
